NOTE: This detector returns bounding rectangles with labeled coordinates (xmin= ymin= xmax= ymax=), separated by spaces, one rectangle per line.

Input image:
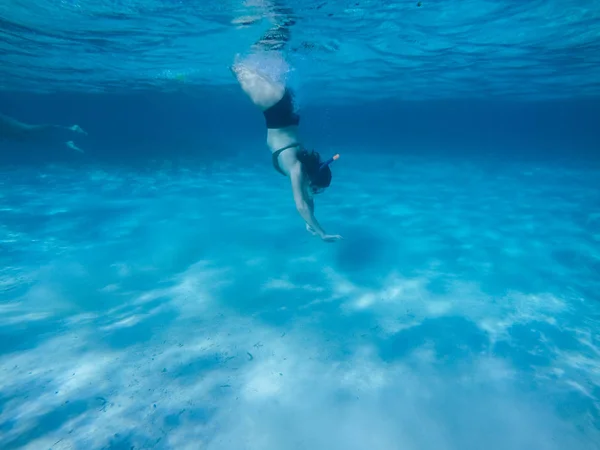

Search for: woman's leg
xmin=231 ymin=7 xmax=296 ymax=110
xmin=231 ymin=60 xmax=285 ymax=110
xmin=250 ymin=11 xmax=295 ymax=53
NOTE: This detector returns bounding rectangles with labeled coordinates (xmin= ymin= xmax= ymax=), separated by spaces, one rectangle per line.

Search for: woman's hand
xmin=307 ymin=224 xmax=342 ymax=242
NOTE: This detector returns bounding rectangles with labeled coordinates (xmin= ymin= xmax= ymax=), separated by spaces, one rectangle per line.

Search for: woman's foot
xmin=68 ymin=124 xmax=87 ymax=135
xmin=231 ymin=15 xmax=262 ymax=27
xmin=65 ymin=140 xmax=84 ymax=153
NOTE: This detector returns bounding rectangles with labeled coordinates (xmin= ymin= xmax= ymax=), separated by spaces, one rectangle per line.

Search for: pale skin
xmin=0 ymin=113 xmax=87 ymax=152
xmin=231 ymin=62 xmax=342 ymax=242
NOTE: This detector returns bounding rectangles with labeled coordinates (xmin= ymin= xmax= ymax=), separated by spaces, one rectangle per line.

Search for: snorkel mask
xmin=308 ymin=153 xmax=339 ymax=194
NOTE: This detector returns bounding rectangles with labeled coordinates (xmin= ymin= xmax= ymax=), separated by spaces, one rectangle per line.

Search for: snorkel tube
xmin=319 ymin=153 xmax=340 ymax=171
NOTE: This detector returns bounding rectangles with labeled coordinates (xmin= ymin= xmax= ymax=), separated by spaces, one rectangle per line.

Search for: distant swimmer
xmin=231 ymin=5 xmax=342 ymax=243
xmin=0 ymin=113 xmax=87 ymax=152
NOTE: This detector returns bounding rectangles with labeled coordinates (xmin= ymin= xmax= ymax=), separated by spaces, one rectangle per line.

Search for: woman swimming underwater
xmin=231 ymin=9 xmax=342 ymax=243
xmin=0 ymin=113 xmax=86 ymax=152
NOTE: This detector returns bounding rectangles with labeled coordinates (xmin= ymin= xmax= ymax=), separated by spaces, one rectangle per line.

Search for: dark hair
xmin=297 ymin=149 xmax=332 ymax=189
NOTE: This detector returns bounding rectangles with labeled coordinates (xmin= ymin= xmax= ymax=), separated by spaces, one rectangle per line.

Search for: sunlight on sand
xmin=1 ymin=159 xmax=599 ymax=449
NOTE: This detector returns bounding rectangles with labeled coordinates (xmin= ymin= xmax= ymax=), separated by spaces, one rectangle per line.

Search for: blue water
xmin=1 ymin=1 xmax=600 ymax=449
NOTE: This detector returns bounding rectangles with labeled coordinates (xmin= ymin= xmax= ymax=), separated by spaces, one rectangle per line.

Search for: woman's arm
xmin=290 ymin=163 xmax=327 ymax=238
